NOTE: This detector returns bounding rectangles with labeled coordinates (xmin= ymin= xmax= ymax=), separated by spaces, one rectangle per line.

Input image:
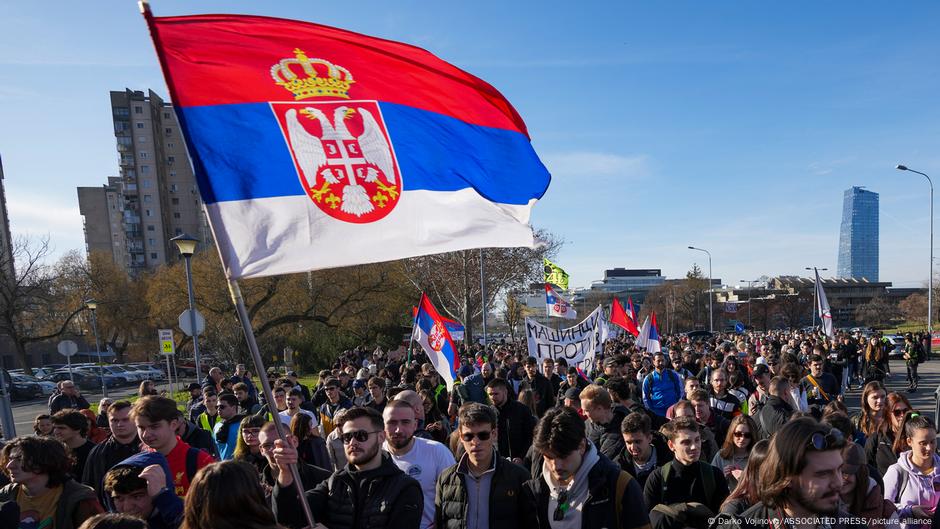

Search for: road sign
xmin=56 ymin=340 xmax=79 ymax=357
xmin=734 ymin=322 xmax=746 ymax=334
xmin=178 ymin=309 xmax=205 ymax=337
xmin=158 ymin=329 xmax=175 ymax=355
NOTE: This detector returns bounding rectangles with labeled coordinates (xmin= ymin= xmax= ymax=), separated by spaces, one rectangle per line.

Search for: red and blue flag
xmin=412 ymin=293 xmax=460 ymax=389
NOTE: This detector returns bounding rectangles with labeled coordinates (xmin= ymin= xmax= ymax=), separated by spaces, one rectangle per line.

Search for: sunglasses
xmin=461 ymin=431 xmax=492 ymax=442
xmin=732 ymin=431 xmax=752 ymax=439
xmin=807 ymin=428 xmax=845 ymax=451
xmin=341 ymin=429 xmax=382 ymax=444
xmin=217 ymin=404 xmax=229 ymax=410
xmin=553 ymin=490 xmax=570 ymax=521
xmin=892 ymin=408 xmax=912 ymax=417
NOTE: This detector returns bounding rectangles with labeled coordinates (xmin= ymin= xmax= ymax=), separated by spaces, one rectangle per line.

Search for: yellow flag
xmin=543 ymin=258 xmax=569 ymax=290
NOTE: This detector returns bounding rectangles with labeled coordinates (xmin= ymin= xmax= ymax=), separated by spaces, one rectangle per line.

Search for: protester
xmin=33 ymin=414 xmax=54 ymax=437
xmin=523 ymin=357 xmax=556 ymax=416
xmin=272 ymin=406 xmax=423 ymax=529
xmin=366 ymin=376 xmax=388 ymax=414
xmin=49 ymin=381 xmax=91 ymax=414
xmin=319 ymin=378 xmax=353 ymax=436
xmin=212 ymin=393 xmax=244 ymax=460
xmin=708 ymin=367 xmax=742 ymax=420
xmin=526 ymin=406 xmax=651 ymax=529
xmin=746 ymin=364 xmax=771 ymax=417
xmin=0 ymin=435 xmax=103 ymax=528
xmin=711 ymin=415 xmax=757 ymax=491
xmin=805 ymin=353 xmax=841 ymax=409
xmin=485 ymin=378 xmax=536 ymax=464
xmin=96 ymin=399 xmax=112 ymax=429
xmin=138 ymin=381 xmax=159 ymax=398
xmin=234 ymin=383 xmax=262 ymax=415
xmin=580 ymin=384 xmax=628 ymax=460
xmin=839 ymin=442 xmax=897 ymax=529
xmin=232 ymin=415 xmax=267 ymax=473
xmin=641 ymin=352 xmax=683 ymax=417
xmin=882 ymin=413 xmax=940 ymax=528
xmin=718 ymin=439 xmax=770 ymax=518
xmin=81 ymin=409 xmax=110 ymax=444
xmin=102 ymin=452 xmax=183 ymax=529
xmin=618 ymin=411 xmax=672 ymax=488
xmin=52 ymin=409 xmax=97 ymax=481
xmin=854 ymin=381 xmax=887 ymax=438
xmin=256 ymin=421 xmax=330 ymax=500
xmin=181 ymin=460 xmax=280 ymax=529
xmin=434 ymin=402 xmax=538 ymax=528
xmin=289 ymin=412 xmax=330 ymax=469
xmin=174 ymin=411 xmax=218 ymax=459
xmin=866 ymin=392 xmax=913 ymax=477
xmin=755 ymin=376 xmax=794 ymax=440
xmin=78 ymin=513 xmax=149 ymax=529
xmin=82 ymin=401 xmax=141 ymax=507
xmin=194 ymin=392 xmax=219 ymax=432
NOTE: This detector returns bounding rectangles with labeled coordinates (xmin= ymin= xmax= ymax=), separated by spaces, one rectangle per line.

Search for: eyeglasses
xmin=341 ymin=429 xmax=382 ymax=444
xmin=892 ymin=408 xmax=912 ymax=417
xmin=242 ymin=428 xmax=261 ymax=436
xmin=217 ymin=404 xmax=229 ymax=410
xmin=807 ymin=428 xmax=845 ymax=451
xmin=553 ymin=490 xmax=570 ymax=521
xmin=732 ymin=431 xmax=752 ymax=439
xmin=461 ymin=431 xmax=492 ymax=442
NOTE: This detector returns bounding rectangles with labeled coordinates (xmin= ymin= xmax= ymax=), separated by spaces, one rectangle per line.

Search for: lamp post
xmin=740 ymin=280 xmax=756 ymax=329
xmin=805 ymin=267 xmax=828 ymax=329
xmin=85 ymin=299 xmax=107 ymax=397
xmin=170 ymin=233 xmax=202 ymax=384
xmin=897 ymin=164 xmax=933 ymax=345
xmin=688 ymin=246 xmax=713 ymax=332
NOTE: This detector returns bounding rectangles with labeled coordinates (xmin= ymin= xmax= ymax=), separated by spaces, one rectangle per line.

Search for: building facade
xmin=78 ymin=89 xmax=211 ymax=273
xmin=837 ymin=186 xmax=879 ymax=281
xmin=0 ymin=155 xmax=16 ymax=279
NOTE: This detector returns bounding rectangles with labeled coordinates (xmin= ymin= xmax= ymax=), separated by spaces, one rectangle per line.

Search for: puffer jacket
xmin=883 ymin=451 xmax=940 ymax=527
xmin=435 ymin=452 xmax=538 ymax=529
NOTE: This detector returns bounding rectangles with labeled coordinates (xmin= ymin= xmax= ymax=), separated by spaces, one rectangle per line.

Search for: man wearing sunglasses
xmin=728 ymin=418 xmax=863 ymax=529
xmin=435 ymin=403 xmax=537 ymax=529
xmin=526 ymin=407 xmax=650 ymax=529
xmin=272 ymin=406 xmax=423 ymax=529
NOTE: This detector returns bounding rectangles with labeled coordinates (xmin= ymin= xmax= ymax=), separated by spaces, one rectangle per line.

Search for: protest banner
xmin=525 ymin=306 xmax=608 ymax=371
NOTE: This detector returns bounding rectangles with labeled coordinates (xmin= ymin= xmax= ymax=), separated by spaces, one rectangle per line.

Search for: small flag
xmin=412 ymin=294 xmax=460 ymax=390
xmin=611 ymin=298 xmax=640 ymax=337
xmin=545 ymin=283 xmax=577 ymax=320
xmin=626 ymin=297 xmax=639 ymax=328
xmin=814 ymin=269 xmax=834 ymax=339
xmin=543 ymin=258 xmax=569 ymax=290
xmin=635 ymin=313 xmax=662 ymax=353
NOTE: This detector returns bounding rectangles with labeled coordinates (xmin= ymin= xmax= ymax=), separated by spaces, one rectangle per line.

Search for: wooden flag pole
xmin=227 ymin=279 xmax=317 ymax=529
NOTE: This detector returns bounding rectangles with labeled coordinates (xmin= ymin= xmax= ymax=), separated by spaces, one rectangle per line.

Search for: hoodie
xmin=883 ymin=451 xmax=940 ymax=528
xmin=106 ymin=451 xmax=184 ymax=529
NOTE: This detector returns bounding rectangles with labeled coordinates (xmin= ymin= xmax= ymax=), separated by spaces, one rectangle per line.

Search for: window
xmin=148 ymin=238 xmax=156 ymax=246
xmin=171 ymin=198 xmax=179 ymax=205
xmin=114 ymin=107 xmax=130 ymax=117
xmin=134 ymin=106 xmax=143 ymax=114
xmin=142 ymin=179 xmax=152 ymax=188
xmin=170 ymin=184 xmax=178 ymax=192
xmin=145 ymin=209 xmax=152 ymax=217
xmin=143 ymin=195 xmax=152 ymax=203
xmin=136 ymin=122 xmax=144 ymax=129
xmin=165 ymin=128 xmax=172 ymax=136
xmin=169 ymin=171 xmax=176 ymax=177
xmin=137 ymin=136 xmax=147 ymax=143
xmin=173 ymin=212 xmax=181 ymax=219
xmin=150 ymin=252 xmax=158 ymax=259
xmin=147 ymin=225 xmax=155 ymax=232
xmin=167 ymin=142 xmax=175 ymax=149
xmin=124 ymin=169 xmax=135 ymax=178
xmin=139 ymin=152 xmax=148 ymax=159
xmin=167 ymin=156 xmax=175 ymax=163
xmin=164 ymin=112 xmax=171 ymax=119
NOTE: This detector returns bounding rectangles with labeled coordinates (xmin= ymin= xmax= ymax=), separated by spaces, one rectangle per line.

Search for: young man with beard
xmin=805 ymin=353 xmax=841 ymax=409
xmin=212 ymin=393 xmax=244 ymax=460
xmin=525 ymin=406 xmax=651 ymax=529
xmin=82 ymin=400 xmax=141 ymax=506
xmin=233 ymin=382 xmax=261 ymax=415
xmin=383 ymin=400 xmax=456 ymax=529
xmin=485 ymin=378 xmax=536 ymax=465
xmin=642 ymin=416 xmax=729 ymax=515
xmin=580 ymin=384 xmax=628 ymax=460
xmin=557 ymin=367 xmax=588 ymax=403
xmin=131 ymin=396 xmax=214 ymax=498
xmin=728 ymin=418 xmax=863 ymax=529
xmin=641 ymin=352 xmax=684 ymax=418
xmin=524 ymin=357 xmax=556 ymax=416
xmin=435 ymin=403 xmax=538 ymax=529
xmin=617 ymin=412 xmax=672 ymax=488
xmin=747 ymin=364 xmax=772 ymax=417
xmin=272 ymin=406 xmax=423 ymax=529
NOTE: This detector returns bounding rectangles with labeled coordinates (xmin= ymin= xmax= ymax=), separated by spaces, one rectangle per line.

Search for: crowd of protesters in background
xmin=0 ymin=328 xmax=937 ymax=529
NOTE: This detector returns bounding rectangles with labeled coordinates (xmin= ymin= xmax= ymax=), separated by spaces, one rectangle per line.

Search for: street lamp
xmin=170 ymin=233 xmax=202 ymax=384
xmin=740 ymin=280 xmax=757 ymax=329
xmin=688 ymin=246 xmax=713 ymax=332
xmin=805 ymin=267 xmax=828 ymax=329
xmin=897 ymin=164 xmax=933 ymax=344
xmin=85 ymin=299 xmax=107 ymax=397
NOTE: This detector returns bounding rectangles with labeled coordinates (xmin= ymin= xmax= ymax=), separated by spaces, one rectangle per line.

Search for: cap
xmin=287 ymin=370 xmax=298 ymax=377
xmin=353 ymin=379 xmax=366 ymax=389
xmin=603 ymin=356 xmax=619 ymax=368
xmin=841 ymin=442 xmax=864 ymax=475
xmin=751 ymin=364 xmax=769 ymax=378
xmin=458 ymin=365 xmax=474 ymax=378
xmin=564 ymin=387 xmax=581 ymax=400
xmin=187 ymin=383 xmax=201 ymax=391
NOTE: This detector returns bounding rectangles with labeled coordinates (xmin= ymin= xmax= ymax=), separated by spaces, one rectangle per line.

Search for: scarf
xmin=215 ymin=414 xmax=245 ymax=444
xmin=543 ymin=442 xmax=600 ymax=529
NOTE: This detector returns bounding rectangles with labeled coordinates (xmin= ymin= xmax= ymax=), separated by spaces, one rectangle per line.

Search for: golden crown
xmin=270 ymin=49 xmax=355 ymax=100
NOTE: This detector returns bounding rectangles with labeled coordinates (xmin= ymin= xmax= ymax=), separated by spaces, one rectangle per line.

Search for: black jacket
xmin=616 ymin=431 xmax=673 ymax=489
xmin=81 ymin=435 xmax=141 ymax=506
xmin=755 ymin=396 xmax=794 ymax=441
xmin=643 ymin=459 xmax=730 ymax=514
xmin=180 ymin=420 xmax=218 ymax=459
xmin=49 ymin=394 xmax=90 ymax=414
xmin=526 ymin=372 xmax=556 ymax=416
xmin=726 ymin=502 xmax=865 ymax=529
xmin=586 ymin=405 xmax=629 ymax=460
xmin=273 ymin=453 xmax=423 ymax=529
xmin=435 ymin=454 xmax=538 ymax=529
xmin=864 ymin=430 xmax=899 ymax=477
xmin=526 ymin=452 xmax=651 ymax=529
xmin=495 ymin=400 xmax=537 ymax=460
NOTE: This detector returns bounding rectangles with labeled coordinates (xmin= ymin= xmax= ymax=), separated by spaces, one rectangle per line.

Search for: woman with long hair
xmin=719 ymin=439 xmax=770 ymax=517
xmin=839 ymin=441 xmax=898 ymax=529
xmin=418 ymin=388 xmax=450 ymax=444
xmin=866 ymin=392 xmax=913 ymax=477
xmin=138 ymin=380 xmax=158 ymax=398
xmin=854 ymin=381 xmax=888 ymax=439
xmin=712 ymin=415 xmax=758 ymax=490
xmin=883 ymin=413 xmax=940 ymax=528
xmin=181 ymin=460 xmax=282 ymax=529
xmin=233 ymin=415 xmax=267 ymax=473
xmin=290 ymin=412 xmax=330 ymax=469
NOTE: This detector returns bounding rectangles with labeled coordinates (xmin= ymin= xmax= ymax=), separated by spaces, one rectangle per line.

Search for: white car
xmin=12 ymin=374 xmax=56 ymax=396
xmin=128 ymin=364 xmax=166 ymax=381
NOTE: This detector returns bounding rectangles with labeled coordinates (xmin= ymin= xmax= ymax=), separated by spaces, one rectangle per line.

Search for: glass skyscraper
xmin=837 ymin=186 xmax=879 ymax=281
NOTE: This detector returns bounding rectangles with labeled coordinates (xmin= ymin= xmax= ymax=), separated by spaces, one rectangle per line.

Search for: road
xmin=3 ymin=358 xmax=939 ymax=438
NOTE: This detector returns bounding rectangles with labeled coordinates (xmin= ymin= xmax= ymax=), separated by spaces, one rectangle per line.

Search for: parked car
xmin=12 ymin=374 xmax=56 ymax=396
xmin=884 ymin=334 xmax=906 ymax=358
xmin=96 ymin=366 xmax=135 ymax=386
xmin=683 ymin=330 xmax=715 ymax=341
xmin=42 ymin=370 xmax=99 ymax=391
xmin=8 ymin=374 xmax=43 ymax=401
xmin=118 ymin=364 xmax=151 ymax=381
xmin=127 ymin=364 xmax=166 ymax=381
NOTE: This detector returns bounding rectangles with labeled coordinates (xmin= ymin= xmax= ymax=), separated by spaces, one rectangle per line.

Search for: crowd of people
xmin=0 ymin=328 xmax=938 ymax=529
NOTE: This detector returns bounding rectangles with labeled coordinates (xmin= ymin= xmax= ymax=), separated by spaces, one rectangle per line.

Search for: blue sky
xmin=1 ymin=1 xmax=939 ymax=289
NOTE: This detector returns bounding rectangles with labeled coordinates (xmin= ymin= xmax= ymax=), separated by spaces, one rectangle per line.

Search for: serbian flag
xmin=142 ymin=9 xmax=551 ymax=278
xmin=411 ymin=294 xmax=460 ymax=389
xmin=611 ymin=298 xmax=639 ymax=337
xmin=411 ymin=307 xmax=464 ymax=341
xmin=545 ymin=283 xmax=577 ymax=320
xmin=635 ymin=312 xmax=662 ymax=353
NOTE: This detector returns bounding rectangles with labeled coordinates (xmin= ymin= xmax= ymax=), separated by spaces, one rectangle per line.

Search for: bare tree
xmin=502 ymin=292 xmax=525 ymax=341
xmin=0 ymin=237 xmax=84 ymax=373
xmin=899 ymin=293 xmax=928 ymax=323
xmin=855 ymin=296 xmax=901 ymax=328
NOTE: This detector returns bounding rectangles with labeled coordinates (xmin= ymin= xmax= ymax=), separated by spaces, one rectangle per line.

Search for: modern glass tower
xmin=837 ymin=186 xmax=879 ymax=281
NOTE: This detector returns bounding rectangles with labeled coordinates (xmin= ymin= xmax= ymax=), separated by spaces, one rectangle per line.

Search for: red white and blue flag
xmin=611 ymin=298 xmax=640 ymax=337
xmin=142 ymin=11 xmax=551 ymax=278
xmin=545 ymin=283 xmax=577 ymax=320
xmin=635 ymin=312 xmax=662 ymax=353
xmin=412 ymin=293 xmax=460 ymax=389
xmin=412 ymin=306 xmax=464 ymax=341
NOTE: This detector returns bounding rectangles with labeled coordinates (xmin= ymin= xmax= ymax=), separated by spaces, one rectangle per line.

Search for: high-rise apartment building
xmin=837 ymin=186 xmax=879 ymax=281
xmin=78 ymin=89 xmax=211 ymax=273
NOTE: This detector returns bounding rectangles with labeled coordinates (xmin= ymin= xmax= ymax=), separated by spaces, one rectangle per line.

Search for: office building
xmin=837 ymin=186 xmax=879 ymax=281
xmin=78 ymin=89 xmax=211 ymax=273
xmin=0 ymin=155 xmax=15 ymax=279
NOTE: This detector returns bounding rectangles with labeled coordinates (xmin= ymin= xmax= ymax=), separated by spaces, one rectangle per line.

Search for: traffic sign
xmin=178 ymin=309 xmax=205 ymax=337
xmin=57 ymin=340 xmax=79 ymax=357
xmin=158 ymin=329 xmax=175 ymax=355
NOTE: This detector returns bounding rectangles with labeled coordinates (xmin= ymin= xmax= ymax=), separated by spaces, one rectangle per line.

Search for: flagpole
xmin=407 ymin=298 xmax=419 ymax=366
xmin=227 ymin=279 xmax=317 ymax=529
xmin=479 ymin=249 xmax=487 ymax=347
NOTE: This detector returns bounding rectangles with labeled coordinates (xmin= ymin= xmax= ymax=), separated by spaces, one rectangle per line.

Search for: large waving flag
xmin=412 ymin=294 xmax=460 ymax=390
xmin=411 ymin=307 xmax=465 ymax=341
xmin=814 ymin=269 xmax=834 ymax=338
xmin=611 ymin=298 xmax=640 ymax=337
xmin=545 ymin=283 xmax=577 ymax=320
xmin=543 ymin=258 xmax=569 ymax=290
xmin=635 ymin=312 xmax=662 ymax=353
xmin=143 ymin=11 xmax=551 ymax=278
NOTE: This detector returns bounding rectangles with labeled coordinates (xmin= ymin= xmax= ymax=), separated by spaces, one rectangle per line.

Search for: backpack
xmin=916 ymin=343 xmax=927 ymax=364
xmin=643 ymin=370 xmax=682 ymax=404
xmin=613 ymin=470 xmax=634 ymax=528
xmin=661 ymin=460 xmax=716 ymax=507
